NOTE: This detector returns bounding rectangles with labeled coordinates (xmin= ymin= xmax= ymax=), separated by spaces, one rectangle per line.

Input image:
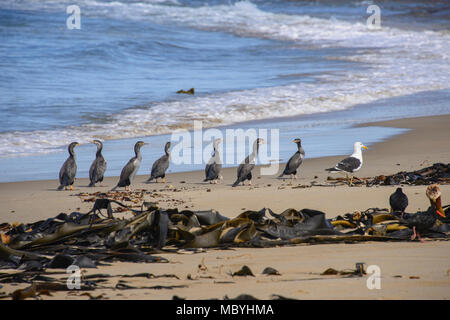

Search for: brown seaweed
xmin=0 ymin=194 xmax=448 ymax=301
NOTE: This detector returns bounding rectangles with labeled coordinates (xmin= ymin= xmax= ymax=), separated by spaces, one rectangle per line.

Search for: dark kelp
xmin=0 ymin=193 xmax=449 ymax=299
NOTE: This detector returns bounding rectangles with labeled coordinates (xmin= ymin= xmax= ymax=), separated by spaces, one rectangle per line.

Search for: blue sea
xmin=0 ymin=0 xmax=449 ymax=182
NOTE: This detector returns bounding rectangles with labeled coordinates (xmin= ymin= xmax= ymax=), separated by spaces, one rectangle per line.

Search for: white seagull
xmin=325 ymin=141 xmax=368 ymax=185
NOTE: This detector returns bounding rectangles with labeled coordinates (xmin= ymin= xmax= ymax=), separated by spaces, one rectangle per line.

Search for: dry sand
xmin=0 ymin=115 xmax=449 ymax=300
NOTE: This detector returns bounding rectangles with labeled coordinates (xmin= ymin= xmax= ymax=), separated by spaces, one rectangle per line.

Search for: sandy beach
xmin=0 ymin=115 xmax=449 ymax=300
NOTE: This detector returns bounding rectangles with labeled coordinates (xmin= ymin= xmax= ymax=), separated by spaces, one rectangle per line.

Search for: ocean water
xmin=0 ymin=0 xmax=449 ymax=182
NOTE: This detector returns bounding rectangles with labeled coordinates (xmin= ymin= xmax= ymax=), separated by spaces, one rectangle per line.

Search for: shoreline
xmin=0 ymin=114 xmax=449 ymax=300
xmin=1 ymin=89 xmax=449 ymax=183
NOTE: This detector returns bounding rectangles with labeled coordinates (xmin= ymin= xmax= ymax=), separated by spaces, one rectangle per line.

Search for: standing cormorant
xmin=402 ymin=184 xmax=445 ymax=242
xmin=89 ymin=140 xmax=107 ymax=187
xmin=232 ymin=138 xmax=265 ymax=187
xmin=325 ymin=141 xmax=367 ymax=186
xmin=204 ymin=138 xmax=222 ymax=184
xmin=112 ymin=141 xmax=145 ymax=191
xmin=147 ymin=142 xmax=171 ymax=183
xmin=389 ymin=187 xmax=408 ymax=218
xmin=57 ymin=142 xmax=79 ymax=190
xmin=278 ymin=138 xmax=305 ymax=183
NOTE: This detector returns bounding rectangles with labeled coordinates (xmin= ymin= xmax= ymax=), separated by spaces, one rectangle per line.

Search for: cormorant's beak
xmin=362 ymin=145 xmax=368 ymax=150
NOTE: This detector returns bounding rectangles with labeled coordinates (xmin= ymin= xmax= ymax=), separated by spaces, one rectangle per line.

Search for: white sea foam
xmin=0 ymin=0 xmax=449 ymax=157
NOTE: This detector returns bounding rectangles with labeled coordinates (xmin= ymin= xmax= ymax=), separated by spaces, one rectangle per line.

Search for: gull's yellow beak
xmin=362 ymin=145 xmax=368 ymax=150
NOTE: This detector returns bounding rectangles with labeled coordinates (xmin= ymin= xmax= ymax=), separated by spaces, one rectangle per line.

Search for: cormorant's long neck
xmin=213 ymin=144 xmax=221 ymax=162
xmin=249 ymin=141 xmax=259 ymax=163
xmin=297 ymin=142 xmax=304 ymax=155
xmin=135 ymin=145 xmax=142 ymax=160
xmin=165 ymin=144 xmax=170 ymax=156
xmin=96 ymin=144 xmax=103 ymax=157
xmin=69 ymin=146 xmax=76 ymax=158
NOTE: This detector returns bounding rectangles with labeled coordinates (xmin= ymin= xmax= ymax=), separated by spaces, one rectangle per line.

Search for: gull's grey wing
xmin=335 ymin=157 xmax=361 ymax=173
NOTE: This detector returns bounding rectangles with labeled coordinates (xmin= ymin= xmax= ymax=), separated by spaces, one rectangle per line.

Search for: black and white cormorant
xmin=278 ymin=138 xmax=305 ymax=183
xmin=232 ymin=138 xmax=265 ymax=187
xmin=147 ymin=141 xmax=171 ymax=183
xmin=112 ymin=141 xmax=145 ymax=191
xmin=57 ymin=142 xmax=79 ymax=190
xmin=89 ymin=139 xmax=107 ymax=187
xmin=204 ymin=138 xmax=222 ymax=184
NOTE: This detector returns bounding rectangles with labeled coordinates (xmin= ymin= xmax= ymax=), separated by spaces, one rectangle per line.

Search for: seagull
xmin=325 ymin=141 xmax=367 ymax=186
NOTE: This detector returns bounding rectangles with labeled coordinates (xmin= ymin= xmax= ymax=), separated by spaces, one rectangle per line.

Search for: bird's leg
xmin=214 ymin=180 xmax=218 ymax=184
xmin=70 ymin=185 xmax=73 ymax=191
xmin=417 ymin=232 xmax=425 ymax=243
xmin=290 ymin=174 xmax=294 ymax=185
xmin=411 ymin=226 xmax=417 ymax=241
xmin=349 ymin=175 xmax=354 ymax=186
xmin=248 ymin=180 xmax=252 ymax=186
xmin=162 ymin=178 xmax=166 ymax=183
xmin=294 ymin=174 xmax=298 ymax=179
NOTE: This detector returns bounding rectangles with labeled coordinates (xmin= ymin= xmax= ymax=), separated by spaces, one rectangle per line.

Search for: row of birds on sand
xmin=58 ymin=138 xmax=368 ymax=190
xmin=58 ymin=140 xmax=447 ymax=243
